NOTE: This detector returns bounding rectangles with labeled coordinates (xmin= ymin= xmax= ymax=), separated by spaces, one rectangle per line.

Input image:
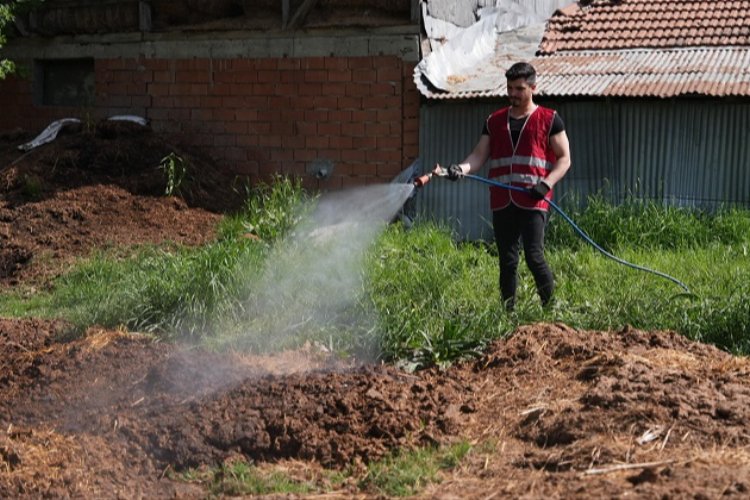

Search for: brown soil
xmin=1 ymin=121 xmax=749 ymax=498
xmin=0 ymin=120 xmax=242 ymax=287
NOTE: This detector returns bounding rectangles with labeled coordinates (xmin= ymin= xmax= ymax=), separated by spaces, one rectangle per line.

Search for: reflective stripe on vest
xmin=489 ymin=156 xmax=553 ymax=171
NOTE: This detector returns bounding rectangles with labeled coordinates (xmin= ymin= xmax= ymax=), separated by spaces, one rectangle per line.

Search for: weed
xmin=158 ymin=152 xmax=188 ymax=196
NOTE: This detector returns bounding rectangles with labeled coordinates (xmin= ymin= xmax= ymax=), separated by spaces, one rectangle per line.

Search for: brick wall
xmin=0 ymin=55 xmax=420 ymax=190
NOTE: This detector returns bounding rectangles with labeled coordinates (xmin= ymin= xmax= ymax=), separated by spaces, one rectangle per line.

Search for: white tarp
xmin=419 ymin=0 xmax=574 ymax=93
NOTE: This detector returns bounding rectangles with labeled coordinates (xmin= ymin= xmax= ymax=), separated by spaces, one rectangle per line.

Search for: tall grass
xmin=1 ymin=177 xmax=748 ymax=363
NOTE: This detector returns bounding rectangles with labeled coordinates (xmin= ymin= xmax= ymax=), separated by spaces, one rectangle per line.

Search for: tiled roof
xmin=540 ymin=0 xmax=750 ymax=54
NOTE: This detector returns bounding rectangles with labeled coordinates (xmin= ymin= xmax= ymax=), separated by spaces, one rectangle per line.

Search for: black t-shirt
xmin=482 ymin=112 xmax=565 ymax=148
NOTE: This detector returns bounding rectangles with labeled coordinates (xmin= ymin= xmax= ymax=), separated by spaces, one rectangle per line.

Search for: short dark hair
xmin=505 ymin=62 xmax=537 ymax=85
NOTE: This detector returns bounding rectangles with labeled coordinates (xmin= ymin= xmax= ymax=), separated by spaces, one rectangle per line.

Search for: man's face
xmin=507 ymin=78 xmax=535 ymax=107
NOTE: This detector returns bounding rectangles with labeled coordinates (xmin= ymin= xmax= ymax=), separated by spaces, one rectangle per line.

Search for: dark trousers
xmin=492 ymin=204 xmax=554 ymax=309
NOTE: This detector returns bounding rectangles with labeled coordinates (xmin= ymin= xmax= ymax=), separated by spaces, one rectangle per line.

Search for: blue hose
xmin=463 ymin=173 xmax=691 ymax=293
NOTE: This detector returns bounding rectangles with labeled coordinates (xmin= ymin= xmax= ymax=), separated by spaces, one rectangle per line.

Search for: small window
xmin=34 ymin=58 xmax=95 ymax=107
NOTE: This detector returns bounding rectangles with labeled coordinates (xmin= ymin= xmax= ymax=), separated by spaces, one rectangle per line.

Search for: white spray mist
xmin=216 ymin=183 xmax=415 ymax=356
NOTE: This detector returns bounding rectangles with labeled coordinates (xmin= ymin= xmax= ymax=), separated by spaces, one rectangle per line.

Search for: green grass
xmin=180 ymin=460 xmax=346 ymax=496
xmin=177 ymin=441 xmax=472 ymax=497
xmin=1 ymin=176 xmax=749 ymax=362
xmin=360 ymin=441 xmax=472 ymax=496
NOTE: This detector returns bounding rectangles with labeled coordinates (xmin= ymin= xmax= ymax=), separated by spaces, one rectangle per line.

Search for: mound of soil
xmin=0 ymin=120 xmax=243 ymax=287
xmin=1 ymin=319 xmax=748 ymax=498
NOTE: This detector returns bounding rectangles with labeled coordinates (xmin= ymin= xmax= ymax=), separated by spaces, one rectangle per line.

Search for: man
xmin=442 ymin=62 xmax=571 ymax=310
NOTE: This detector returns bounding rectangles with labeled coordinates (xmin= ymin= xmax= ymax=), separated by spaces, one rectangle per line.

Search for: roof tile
xmin=540 ymin=0 xmax=750 ymax=54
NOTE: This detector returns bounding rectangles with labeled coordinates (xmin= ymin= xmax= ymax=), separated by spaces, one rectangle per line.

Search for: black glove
xmin=446 ymin=164 xmax=463 ymax=181
xmin=530 ymin=181 xmax=551 ymax=200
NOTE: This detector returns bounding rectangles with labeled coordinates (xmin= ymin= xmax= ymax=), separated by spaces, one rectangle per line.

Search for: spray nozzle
xmin=413 ymin=165 xmax=448 ymax=188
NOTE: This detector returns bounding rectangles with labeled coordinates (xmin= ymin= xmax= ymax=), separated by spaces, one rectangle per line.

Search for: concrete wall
xmin=0 ymin=31 xmax=420 ymax=190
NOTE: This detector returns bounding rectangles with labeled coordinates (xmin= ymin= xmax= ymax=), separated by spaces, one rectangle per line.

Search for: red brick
xmin=351 ymin=110 xmax=377 ymax=122
xmin=190 ymin=109 xmax=212 ymax=121
xmin=341 ymin=149 xmax=367 ymax=162
xmin=304 ymin=70 xmax=328 ymax=83
xmin=320 ymin=82 xmax=346 ymax=96
xmin=151 ymin=96 xmax=174 ymax=108
xmin=213 ymin=108 xmax=236 ymax=121
xmin=257 ymin=110 xmax=280 ymax=123
xmin=214 ymin=135 xmax=237 ymax=147
xmin=377 ymin=108 xmax=401 ymax=122
xmin=282 ymin=134 xmax=306 ymax=149
xmin=225 ymin=121 xmax=248 ymax=134
xmin=201 ymin=96 xmax=223 ymax=108
xmin=172 ymin=96 xmax=201 ymax=108
xmin=233 ymin=59 xmax=258 ymax=70
xmin=142 ymin=59 xmax=169 ymax=71
xmin=345 ymin=82 xmax=371 ymax=97
xmin=377 ymin=163 xmax=403 ymax=177
xmin=237 ymin=134 xmax=259 ymax=147
xmin=304 ymin=110 xmax=329 ymax=122
xmin=377 ymin=136 xmax=401 ymax=149
xmin=296 ymin=122 xmax=317 ymax=135
xmin=175 ymin=70 xmax=210 ymax=83
xmin=294 ymin=148 xmax=317 ymax=162
xmin=329 ymin=136 xmax=353 ymax=149
xmin=341 ymin=121 xmax=365 ymax=136
xmin=236 ymin=109 xmax=259 ymax=121
xmin=257 ymin=70 xmax=281 ymax=83
xmin=269 ymin=96 xmax=291 ymax=109
xmin=369 ymin=95 xmax=401 ymax=109
xmin=352 ymin=136 xmax=377 ymax=149
xmin=365 ymin=123 xmax=390 ymax=136
xmin=133 ymin=70 xmax=154 ymax=84
xmin=348 ymin=58 xmax=372 ymax=69
xmin=230 ymin=83 xmax=255 ymax=95
xmin=153 ymin=71 xmax=173 ymax=83
xmin=338 ymin=96 xmax=362 ymax=109
xmin=271 ymin=148 xmax=295 ymax=162
xmin=213 ymin=71 xmax=234 ymax=83
xmin=176 ymin=59 xmax=211 ymax=71
xmin=376 ymin=66 xmax=402 ymax=82
xmin=371 ymin=82 xmax=396 ymax=96
xmin=248 ymin=122 xmax=271 ymax=134
xmin=311 ymin=95 xmax=337 ymax=109
xmin=328 ymin=70 xmax=352 ymax=82
xmin=127 ymin=83 xmax=148 ymax=96
xmin=257 ymin=59 xmax=279 ymax=70
xmin=168 ymin=108 xmax=191 ymax=122
xmin=278 ymin=58 xmax=302 ymax=70
xmin=225 ymin=147 xmax=246 ymax=161
xmin=372 ymin=56 xmax=400 ymax=68
xmin=352 ymin=68 xmax=376 ymax=81
xmin=302 ymin=57 xmax=326 ymax=70
xmin=324 ymin=57 xmax=348 ymax=71
xmin=234 ymin=70 xmax=258 ymax=83
xmin=270 ymin=121 xmax=293 ymax=135
xmin=131 ymin=95 xmax=151 ymax=108
xmin=318 ymin=122 xmax=341 ymax=136
xmin=305 ymin=135 xmax=329 ymax=148
xmin=298 ymin=83 xmax=323 ymax=96
xmin=253 ymin=83 xmax=277 ymax=95
xmin=366 ymin=149 xmax=401 ymax=163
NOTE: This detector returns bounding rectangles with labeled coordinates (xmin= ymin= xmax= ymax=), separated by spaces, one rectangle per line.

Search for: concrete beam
xmin=0 ymin=28 xmax=420 ymax=61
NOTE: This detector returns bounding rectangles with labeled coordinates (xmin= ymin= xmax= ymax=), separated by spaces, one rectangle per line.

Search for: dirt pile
xmin=1 ymin=319 xmax=748 ymax=498
xmin=0 ymin=120 xmax=243 ymax=287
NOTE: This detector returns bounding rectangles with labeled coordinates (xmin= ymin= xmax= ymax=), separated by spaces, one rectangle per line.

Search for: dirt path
xmin=1 ymin=319 xmax=748 ymax=498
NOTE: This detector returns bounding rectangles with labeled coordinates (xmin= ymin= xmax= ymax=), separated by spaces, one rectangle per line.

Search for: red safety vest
xmin=486 ymin=106 xmax=557 ymax=211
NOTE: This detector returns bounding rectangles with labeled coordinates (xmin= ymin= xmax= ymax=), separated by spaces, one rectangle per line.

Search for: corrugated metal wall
xmin=417 ymin=98 xmax=750 ymax=240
